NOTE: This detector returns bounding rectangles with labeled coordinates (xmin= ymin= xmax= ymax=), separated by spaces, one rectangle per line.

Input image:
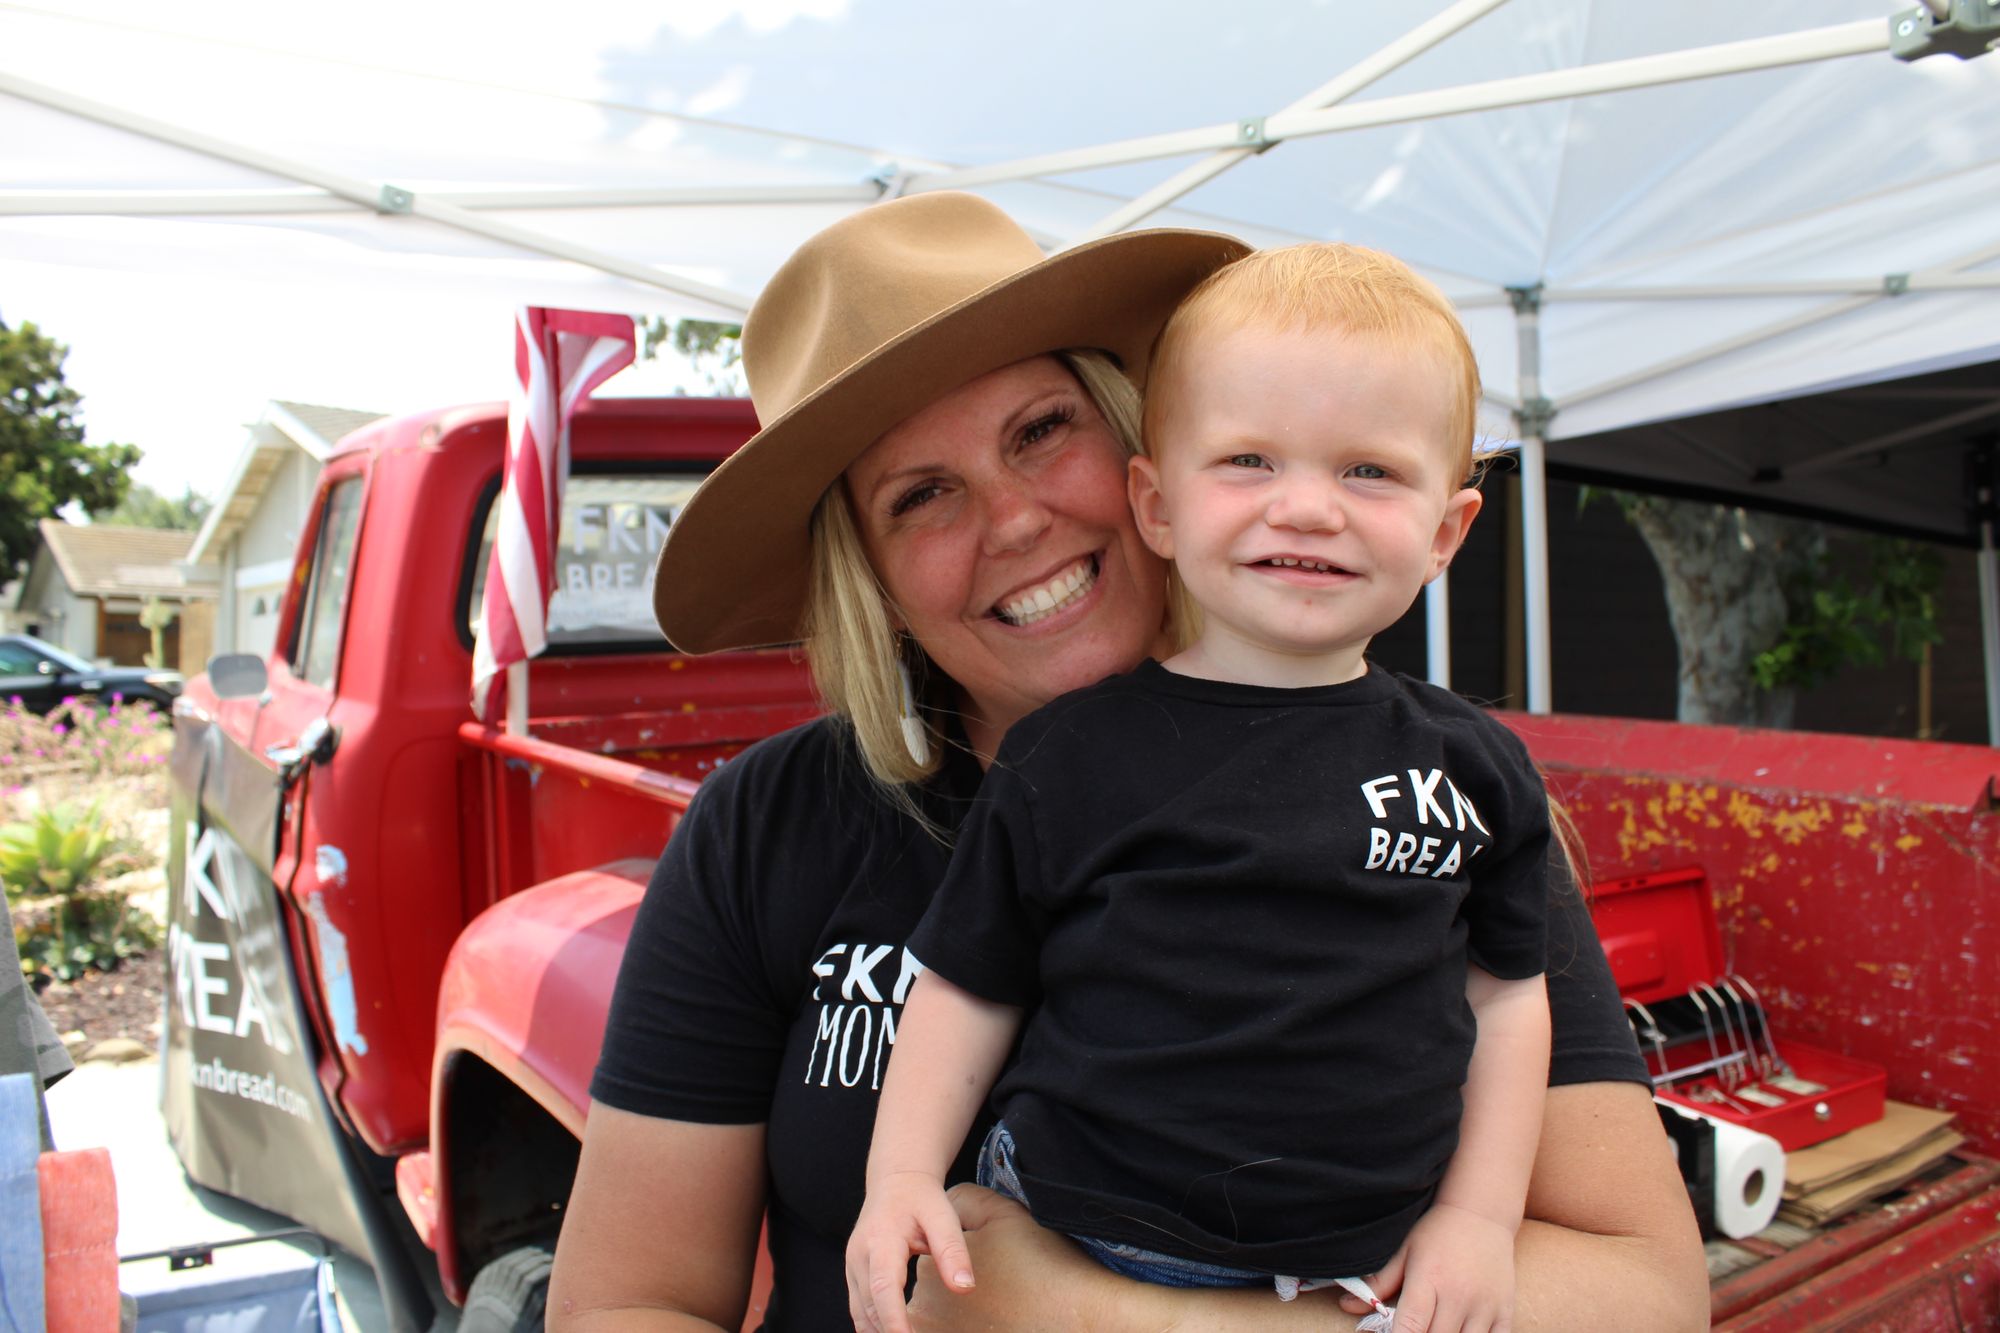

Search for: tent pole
xmin=1510 ymin=286 xmax=1554 ymax=714
xmin=911 ymin=20 xmax=1885 ymax=194
xmin=1074 ymin=0 xmax=1512 ymax=241
xmin=1976 ymin=447 xmax=2000 ymax=747
xmin=1426 ymin=575 xmax=1452 ymax=689
xmin=1980 ymin=529 xmax=1999 ymax=747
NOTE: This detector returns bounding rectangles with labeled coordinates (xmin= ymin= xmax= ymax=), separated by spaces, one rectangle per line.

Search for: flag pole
xmin=506 ymin=659 xmax=529 ymax=736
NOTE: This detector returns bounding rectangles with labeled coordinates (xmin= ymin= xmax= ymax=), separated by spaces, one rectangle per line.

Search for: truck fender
xmin=428 ymin=858 xmax=653 ymax=1300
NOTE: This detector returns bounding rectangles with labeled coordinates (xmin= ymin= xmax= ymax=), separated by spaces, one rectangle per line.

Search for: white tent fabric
xmin=4 ymin=0 xmax=1999 ymax=721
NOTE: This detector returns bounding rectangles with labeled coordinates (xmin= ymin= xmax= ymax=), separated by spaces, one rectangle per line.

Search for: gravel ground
xmin=37 ymin=946 xmax=165 ymax=1055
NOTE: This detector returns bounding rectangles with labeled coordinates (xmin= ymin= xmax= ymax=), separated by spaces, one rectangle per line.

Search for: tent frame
xmin=6 ymin=6 xmax=1997 ymax=737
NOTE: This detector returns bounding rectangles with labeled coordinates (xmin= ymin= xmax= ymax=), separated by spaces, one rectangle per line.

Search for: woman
xmin=549 ymin=192 xmax=1705 ymax=1332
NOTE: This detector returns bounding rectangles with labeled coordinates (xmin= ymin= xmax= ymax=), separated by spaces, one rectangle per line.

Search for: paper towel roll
xmin=1657 ymin=1100 xmax=1786 ymax=1238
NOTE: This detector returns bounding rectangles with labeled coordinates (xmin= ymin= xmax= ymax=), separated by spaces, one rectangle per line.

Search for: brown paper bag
xmin=1782 ymin=1100 xmax=1956 ymax=1199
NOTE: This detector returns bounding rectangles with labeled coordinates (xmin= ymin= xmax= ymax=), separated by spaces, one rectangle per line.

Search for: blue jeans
xmin=975 ymin=1121 xmax=1277 ymax=1289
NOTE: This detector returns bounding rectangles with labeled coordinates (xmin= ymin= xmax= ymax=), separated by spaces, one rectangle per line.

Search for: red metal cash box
xmin=1587 ymin=866 xmax=1886 ymax=1151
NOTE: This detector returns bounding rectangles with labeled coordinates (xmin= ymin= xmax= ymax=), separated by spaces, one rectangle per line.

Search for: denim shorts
xmin=975 ymin=1120 xmax=1280 ymax=1290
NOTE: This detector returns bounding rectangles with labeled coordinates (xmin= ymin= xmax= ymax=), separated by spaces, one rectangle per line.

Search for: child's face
xmin=1130 ymin=321 xmax=1482 ymax=683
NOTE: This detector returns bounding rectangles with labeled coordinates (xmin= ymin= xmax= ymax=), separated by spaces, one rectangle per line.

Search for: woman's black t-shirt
xmin=591 ymin=714 xmax=1646 ymax=1332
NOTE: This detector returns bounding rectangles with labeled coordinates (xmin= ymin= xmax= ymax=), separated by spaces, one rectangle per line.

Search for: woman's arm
xmin=908 ymin=1080 xmax=1706 ymax=1333
xmin=548 ymin=1104 xmax=768 ymax=1332
xmin=1512 ymin=1081 xmax=1708 ymax=1332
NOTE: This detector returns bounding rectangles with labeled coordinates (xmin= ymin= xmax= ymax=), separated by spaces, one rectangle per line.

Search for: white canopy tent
xmin=5 ymin=0 xmax=1998 ymax=731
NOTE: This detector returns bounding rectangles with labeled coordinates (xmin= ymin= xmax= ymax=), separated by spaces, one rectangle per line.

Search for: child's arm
xmin=846 ymin=970 xmax=1022 ymax=1333
xmin=1369 ymin=968 xmax=1550 ymax=1333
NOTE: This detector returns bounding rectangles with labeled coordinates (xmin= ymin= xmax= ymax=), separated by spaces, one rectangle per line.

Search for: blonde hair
xmin=1143 ymin=242 xmax=1482 ymax=487
xmin=801 ymin=349 xmax=1152 ymax=805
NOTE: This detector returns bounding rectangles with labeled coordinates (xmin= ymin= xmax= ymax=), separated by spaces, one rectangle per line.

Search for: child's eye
xmin=1225 ymin=453 xmax=1269 ymax=470
xmin=1349 ymin=463 xmax=1390 ymax=480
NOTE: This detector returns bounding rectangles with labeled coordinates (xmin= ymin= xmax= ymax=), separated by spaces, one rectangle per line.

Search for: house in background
xmin=13 ymin=520 xmax=219 ymax=669
xmin=187 ymin=399 xmax=384 ymax=659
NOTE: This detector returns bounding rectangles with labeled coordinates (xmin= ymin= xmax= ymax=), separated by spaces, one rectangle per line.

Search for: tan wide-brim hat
xmin=651 ymin=191 xmax=1249 ymax=654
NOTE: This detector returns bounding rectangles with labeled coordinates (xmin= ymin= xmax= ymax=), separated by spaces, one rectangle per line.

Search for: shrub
xmin=2 ymin=801 xmax=156 ymax=983
xmin=13 ymin=887 xmax=159 ymax=984
xmin=0 ymin=696 xmax=172 ymax=803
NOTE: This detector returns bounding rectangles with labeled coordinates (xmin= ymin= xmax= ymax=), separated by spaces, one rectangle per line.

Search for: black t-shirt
xmin=908 ymin=662 xmax=1550 ymax=1276
xmin=592 ymin=707 xmax=1646 ymax=1332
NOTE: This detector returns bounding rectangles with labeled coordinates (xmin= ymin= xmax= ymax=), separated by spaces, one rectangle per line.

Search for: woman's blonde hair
xmin=801 ymin=349 xmax=1151 ymax=804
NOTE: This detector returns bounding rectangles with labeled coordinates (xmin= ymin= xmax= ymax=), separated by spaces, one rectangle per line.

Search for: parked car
xmin=0 ymin=632 xmax=182 ymax=713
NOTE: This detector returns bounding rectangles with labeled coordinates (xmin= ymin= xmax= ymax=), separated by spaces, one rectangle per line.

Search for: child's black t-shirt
xmin=908 ymin=661 xmax=1551 ymax=1277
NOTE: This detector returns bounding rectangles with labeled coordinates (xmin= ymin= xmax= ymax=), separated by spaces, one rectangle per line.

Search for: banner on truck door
xmin=161 ymin=712 xmax=370 ymax=1260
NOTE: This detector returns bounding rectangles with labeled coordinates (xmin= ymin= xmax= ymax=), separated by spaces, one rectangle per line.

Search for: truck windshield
xmin=465 ymin=471 xmax=711 ymax=649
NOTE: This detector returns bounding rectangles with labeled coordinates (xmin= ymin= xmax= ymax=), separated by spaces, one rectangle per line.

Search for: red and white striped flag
xmin=471 ymin=306 xmax=636 ymax=722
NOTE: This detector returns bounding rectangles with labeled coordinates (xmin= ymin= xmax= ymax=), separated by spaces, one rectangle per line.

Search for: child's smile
xmin=1131 ymin=322 xmax=1483 ymax=689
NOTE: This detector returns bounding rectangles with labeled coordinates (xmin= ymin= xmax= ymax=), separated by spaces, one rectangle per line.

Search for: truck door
xmin=163 ymin=463 xmax=429 ymax=1327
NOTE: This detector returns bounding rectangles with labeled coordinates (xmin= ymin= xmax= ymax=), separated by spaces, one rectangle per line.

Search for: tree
xmin=97 ymin=481 xmax=210 ymax=531
xmin=638 ymin=317 xmax=747 ymax=396
xmin=0 ymin=317 xmax=140 ymax=577
xmin=1609 ymin=493 xmax=1944 ymax=728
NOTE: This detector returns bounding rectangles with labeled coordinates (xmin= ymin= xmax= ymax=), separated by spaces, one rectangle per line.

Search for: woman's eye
xmin=1019 ymin=408 xmax=1073 ymax=447
xmin=889 ymin=482 xmax=942 ymax=517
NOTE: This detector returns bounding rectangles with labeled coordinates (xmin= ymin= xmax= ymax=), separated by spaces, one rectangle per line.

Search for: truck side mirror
xmin=208 ymin=653 xmax=269 ymax=700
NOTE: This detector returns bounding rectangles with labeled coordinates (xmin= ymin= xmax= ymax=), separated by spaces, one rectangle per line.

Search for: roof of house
xmin=270 ymin=401 xmax=384 ymax=448
xmin=187 ymin=399 xmax=386 ymax=565
xmin=36 ymin=519 xmax=217 ymax=600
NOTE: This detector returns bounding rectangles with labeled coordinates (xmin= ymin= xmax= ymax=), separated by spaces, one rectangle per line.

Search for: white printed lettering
xmin=1410 ymin=836 xmax=1441 ymax=876
xmin=571 ymin=505 xmax=603 ymax=556
xmin=1448 ymin=780 xmax=1490 ymax=836
xmin=1386 ymin=832 xmax=1419 ymax=874
xmin=1360 ymin=775 xmax=1403 ymax=820
xmin=872 ymin=1006 xmax=899 ymax=1090
xmin=892 ymin=949 xmax=926 ymax=1004
xmin=1409 ymin=769 xmax=1451 ymax=827
xmin=837 ymin=1006 xmax=873 ymax=1088
xmin=189 ymin=938 xmax=235 ymax=1035
xmin=1365 ymin=826 xmax=1391 ymax=870
xmin=810 ymin=945 xmax=846 ymax=1002
xmin=842 ymin=943 xmax=895 ymax=1003
xmin=810 ymin=1004 xmax=844 ymax=1086
xmin=1434 ymin=842 xmax=1463 ymax=878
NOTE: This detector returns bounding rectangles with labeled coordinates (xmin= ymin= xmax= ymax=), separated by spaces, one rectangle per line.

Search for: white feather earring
xmin=896 ymin=654 xmax=934 ymax=767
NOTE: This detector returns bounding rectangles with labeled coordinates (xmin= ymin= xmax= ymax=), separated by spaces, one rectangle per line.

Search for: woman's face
xmin=844 ymin=355 xmax=1169 ymax=754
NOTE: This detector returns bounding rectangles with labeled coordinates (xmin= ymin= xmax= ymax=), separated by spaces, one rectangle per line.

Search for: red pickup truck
xmin=164 ymin=398 xmax=2000 ymax=1331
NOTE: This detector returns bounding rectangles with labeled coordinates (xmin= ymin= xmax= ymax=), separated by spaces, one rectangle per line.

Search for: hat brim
xmin=653 ymin=225 xmax=1249 ymax=654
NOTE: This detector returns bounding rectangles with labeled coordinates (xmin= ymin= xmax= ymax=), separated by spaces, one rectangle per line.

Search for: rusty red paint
xmin=1710 ymin=1160 xmax=2000 ymax=1323
xmin=1505 ymin=712 xmax=2000 ymax=1154
xmin=1713 ymin=1182 xmax=2000 ymax=1331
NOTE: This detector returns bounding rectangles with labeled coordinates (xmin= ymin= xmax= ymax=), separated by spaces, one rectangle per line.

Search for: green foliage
xmin=0 ymin=316 xmax=142 ymax=577
xmin=97 ymin=480 xmax=210 ymax=531
xmin=1752 ymin=538 xmax=1946 ymax=692
xmin=0 ymin=695 xmax=173 ymax=793
xmin=11 ymin=878 xmax=159 ymax=983
xmin=639 ymin=317 xmax=746 ymax=395
xmin=0 ymin=801 xmax=125 ymax=897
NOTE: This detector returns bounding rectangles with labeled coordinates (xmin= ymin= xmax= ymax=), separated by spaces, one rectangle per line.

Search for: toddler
xmin=848 ymin=243 xmax=1552 ymax=1333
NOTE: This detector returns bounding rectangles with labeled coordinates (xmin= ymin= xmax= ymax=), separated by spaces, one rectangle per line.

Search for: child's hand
xmin=1354 ymin=1202 xmax=1517 ymax=1333
xmin=845 ymin=1170 xmax=974 ymax=1333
